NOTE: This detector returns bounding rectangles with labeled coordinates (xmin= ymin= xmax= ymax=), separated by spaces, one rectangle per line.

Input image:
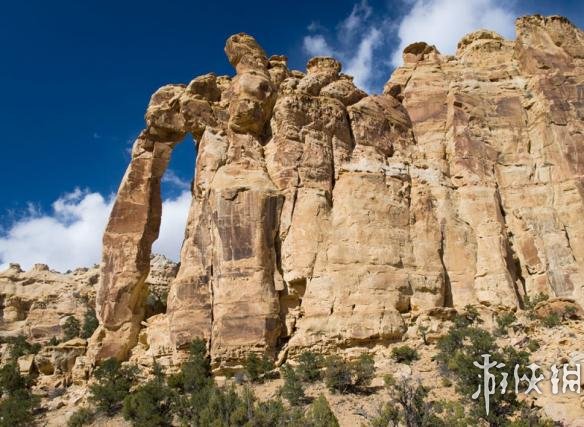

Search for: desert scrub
xmin=122 ymin=363 xmax=173 ymax=427
xmin=243 ymin=352 xmax=274 ymax=382
xmin=296 ymin=350 xmax=323 ymax=382
xmin=305 ymin=394 xmax=339 ymax=427
xmin=67 ymin=407 xmax=94 ymax=427
xmin=0 ymin=362 xmax=39 ymax=426
xmin=352 ymin=353 xmax=375 ymax=387
xmin=524 ymin=293 xmax=549 ymax=319
xmin=373 ymin=374 xmax=444 ymax=427
xmin=1 ymin=335 xmax=41 ymax=360
xmin=495 ymin=311 xmax=516 ymax=336
xmin=324 ymin=353 xmax=376 ymax=393
xmin=391 ymin=345 xmax=420 ymax=365
xmin=63 ymin=316 xmax=81 ymax=340
xmin=169 ymin=341 xmax=312 ymax=425
xmin=324 ymin=355 xmax=353 ymax=394
xmin=90 ymin=358 xmax=137 ymax=416
xmin=527 ymin=339 xmax=540 ymax=352
xmin=434 ymin=309 xmax=549 ymax=426
xmin=279 ymin=364 xmax=305 ymax=405
xmin=81 ymin=308 xmax=99 ymax=339
xmin=541 ymin=312 xmax=561 ymax=328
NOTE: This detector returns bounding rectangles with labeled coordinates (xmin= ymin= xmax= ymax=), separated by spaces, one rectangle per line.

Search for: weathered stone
xmin=87 ymin=17 xmax=584 ymax=367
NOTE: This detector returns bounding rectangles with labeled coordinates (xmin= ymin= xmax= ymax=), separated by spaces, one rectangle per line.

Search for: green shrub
xmin=453 ymin=305 xmax=482 ymax=328
xmin=305 ymin=394 xmax=339 ymax=427
xmin=244 ymin=353 xmax=274 ymax=382
xmin=436 ymin=319 xmax=531 ymax=425
xmin=324 ymin=355 xmax=353 ymax=394
xmin=391 ymin=345 xmax=419 ymax=365
xmin=296 ymin=351 xmax=323 ymax=382
xmin=67 ymin=407 xmax=94 ymax=427
xmin=253 ymin=397 xmax=302 ymax=426
xmin=418 ymin=324 xmax=429 ymax=345
xmin=0 ymin=363 xmax=28 ymax=396
xmin=324 ymin=353 xmax=376 ymax=393
xmin=495 ymin=311 xmax=516 ymax=335
xmin=6 ymin=336 xmax=41 ymax=360
xmin=63 ymin=316 xmax=81 ymax=341
xmin=280 ymin=364 xmax=304 ymax=405
xmin=0 ymin=389 xmax=40 ymax=427
xmin=564 ymin=305 xmax=578 ymax=319
xmin=196 ymin=385 xmax=245 ymax=426
xmin=81 ymin=308 xmax=99 ymax=339
xmin=169 ymin=340 xmax=310 ymax=426
xmin=527 ymin=339 xmax=540 ymax=353
xmin=123 ymin=366 xmax=173 ymax=426
xmin=370 ymin=402 xmax=400 ymax=427
xmin=541 ymin=312 xmax=561 ymax=328
xmin=168 ymin=339 xmax=216 ymax=425
xmin=434 ymin=401 xmax=475 ymax=427
xmin=0 ymin=362 xmax=39 ymax=426
xmin=524 ymin=293 xmax=549 ymax=319
xmin=441 ymin=378 xmax=452 ymax=388
xmin=90 ymin=358 xmax=137 ymax=415
xmin=48 ymin=336 xmax=60 ymax=346
xmin=167 ymin=338 xmax=212 ymax=393
xmin=505 ymin=405 xmax=555 ymax=427
xmin=352 ymin=353 xmax=375 ymax=387
xmin=380 ymin=374 xmax=444 ymax=427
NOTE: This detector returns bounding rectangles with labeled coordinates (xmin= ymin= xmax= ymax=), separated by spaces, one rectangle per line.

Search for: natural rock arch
xmin=90 ymin=17 xmax=584 ymax=367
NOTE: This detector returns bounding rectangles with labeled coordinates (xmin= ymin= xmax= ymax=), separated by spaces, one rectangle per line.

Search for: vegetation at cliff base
xmin=324 ymin=352 xmax=376 ymax=394
xmin=391 ymin=345 xmax=420 ymax=365
xmin=63 ymin=316 xmax=81 ymax=341
xmin=90 ymin=358 xmax=137 ymax=416
xmin=81 ymin=308 xmax=99 ymax=339
xmin=0 ymin=362 xmax=39 ymax=427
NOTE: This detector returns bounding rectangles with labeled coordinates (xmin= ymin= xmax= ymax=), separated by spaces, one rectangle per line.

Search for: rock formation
xmin=0 ymin=256 xmax=176 ymax=346
xmin=91 ymin=15 xmax=584 ymax=369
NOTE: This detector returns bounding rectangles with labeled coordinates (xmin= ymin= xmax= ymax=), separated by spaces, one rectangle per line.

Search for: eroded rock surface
xmin=91 ymin=16 xmax=584 ymax=368
xmin=0 ymin=256 xmax=176 ymax=350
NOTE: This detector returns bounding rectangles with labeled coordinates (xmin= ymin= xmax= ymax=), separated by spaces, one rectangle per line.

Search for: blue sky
xmin=0 ymin=0 xmax=583 ymax=271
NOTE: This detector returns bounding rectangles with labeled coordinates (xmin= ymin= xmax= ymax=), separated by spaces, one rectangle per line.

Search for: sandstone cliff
xmin=86 ymin=15 xmax=584 ymax=371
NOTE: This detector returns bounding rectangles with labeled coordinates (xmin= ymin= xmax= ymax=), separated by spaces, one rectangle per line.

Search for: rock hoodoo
xmin=92 ymin=15 xmax=584 ymax=369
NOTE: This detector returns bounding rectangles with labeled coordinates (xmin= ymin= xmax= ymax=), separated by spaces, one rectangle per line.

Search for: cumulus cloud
xmin=0 ymin=187 xmax=192 ymax=272
xmin=391 ymin=0 xmax=516 ymax=66
xmin=344 ymin=28 xmax=383 ymax=92
xmin=301 ymin=0 xmax=518 ymax=93
xmin=302 ymin=0 xmax=387 ymax=92
xmin=303 ymin=34 xmax=335 ymax=57
xmin=340 ymin=0 xmax=372 ymax=37
xmin=0 ymin=190 xmax=113 ymax=272
xmin=152 ymin=190 xmax=191 ymax=261
xmin=162 ymin=169 xmax=191 ymax=191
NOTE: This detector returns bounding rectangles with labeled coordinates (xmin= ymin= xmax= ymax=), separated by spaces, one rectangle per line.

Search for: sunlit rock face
xmin=91 ymin=16 xmax=584 ymax=368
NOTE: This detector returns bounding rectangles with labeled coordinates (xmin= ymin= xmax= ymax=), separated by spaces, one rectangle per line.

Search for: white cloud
xmin=340 ymin=0 xmax=372 ymax=37
xmin=391 ymin=0 xmax=516 ymax=66
xmin=162 ymin=169 xmax=191 ymax=191
xmin=345 ymin=28 xmax=383 ymax=92
xmin=301 ymin=0 xmax=390 ymax=93
xmin=301 ymin=0 xmax=518 ymax=93
xmin=0 ymin=187 xmax=192 ymax=272
xmin=152 ymin=190 xmax=191 ymax=261
xmin=0 ymin=190 xmax=113 ymax=272
xmin=303 ymin=35 xmax=335 ymax=57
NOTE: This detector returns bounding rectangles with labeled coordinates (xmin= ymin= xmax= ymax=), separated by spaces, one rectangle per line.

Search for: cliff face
xmin=90 ymin=15 xmax=584 ymax=369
